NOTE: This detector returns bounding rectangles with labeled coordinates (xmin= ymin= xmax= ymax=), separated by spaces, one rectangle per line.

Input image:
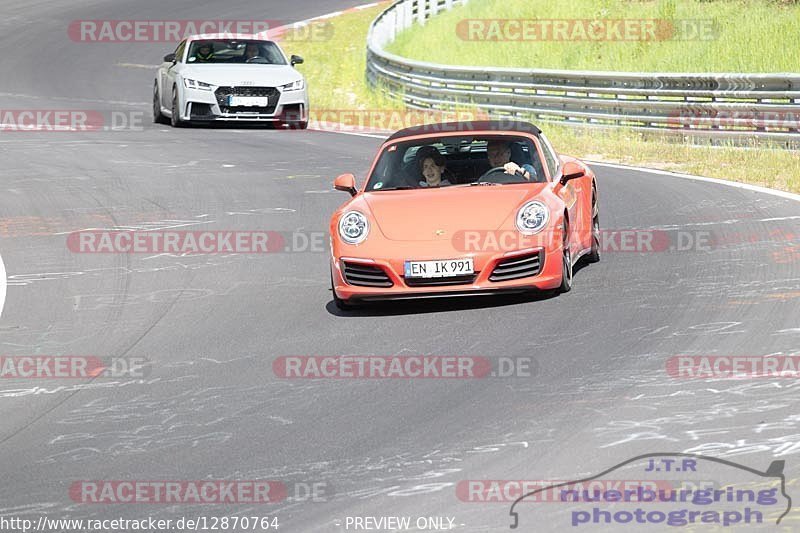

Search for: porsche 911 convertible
xmin=329 ymin=120 xmax=599 ymax=309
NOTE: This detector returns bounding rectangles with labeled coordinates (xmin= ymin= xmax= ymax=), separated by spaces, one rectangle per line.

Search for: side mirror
xmin=559 ymin=161 xmax=585 ymax=185
xmin=163 ymin=53 xmax=177 ymax=63
xmin=334 ymin=173 xmax=357 ymax=196
xmin=291 ymin=55 xmax=304 ymax=66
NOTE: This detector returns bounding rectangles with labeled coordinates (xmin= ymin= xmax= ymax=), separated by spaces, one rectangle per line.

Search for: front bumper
xmin=181 ymin=85 xmax=308 ymax=122
xmin=331 ymin=245 xmax=563 ymax=303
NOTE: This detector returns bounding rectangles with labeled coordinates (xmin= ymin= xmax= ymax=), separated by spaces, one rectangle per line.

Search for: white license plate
xmin=228 ymin=96 xmax=271 ymax=107
xmin=404 ymin=258 xmax=474 ymax=279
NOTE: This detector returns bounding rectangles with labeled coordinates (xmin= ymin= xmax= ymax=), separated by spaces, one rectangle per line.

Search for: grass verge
xmin=282 ymin=3 xmax=401 ymax=112
xmin=386 ymin=0 xmax=800 ymax=72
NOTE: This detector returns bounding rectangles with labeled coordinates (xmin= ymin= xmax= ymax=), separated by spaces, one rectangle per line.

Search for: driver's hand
xmin=504 ymin=162 xmax=530 ymax=179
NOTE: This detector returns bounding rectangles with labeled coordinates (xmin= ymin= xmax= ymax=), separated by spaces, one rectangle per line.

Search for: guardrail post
xmin=388 ymin=9 xmax=397 ymax=42
xmin=417 ymin=0 xmax=427 ymax=26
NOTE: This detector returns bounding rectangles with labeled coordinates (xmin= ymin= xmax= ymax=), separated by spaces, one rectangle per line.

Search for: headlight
xmin=516 ymin=201 xmax=550 ymax=234
xmin=280 ymin=79 xmax=305 ymax=91
xmin=338 ymin=211 xmax=369 ymax=244
xmin=183 ymin=78 xmax=212 ymax=90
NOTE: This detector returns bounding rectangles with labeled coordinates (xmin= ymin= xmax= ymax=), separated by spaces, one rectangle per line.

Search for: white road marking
xmin=116 ymin=62 xmax=159 ymax=69
xmin=0 ymin=252 xmax=6 ymax=317
xmin=643 ymin=215 xmax=800 ymax=230
xmin=225 ymin=207 xmax=295 ymax=215
xmin=314 ymin=11 xmax=343 ymax=20
xmin=52 ymin=219 xmax=214 ymax=235
xmin=0 ymin=91 xmax=146 ymax=107
xmin=310 ymin=128 xmax=386 ymax=139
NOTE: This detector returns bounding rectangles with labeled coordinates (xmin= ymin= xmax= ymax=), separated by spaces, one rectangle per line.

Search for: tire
xmin=153 ymin=82 xmax=169 ymax=124
xmin=279 ymin=109 xmax=308 ymax=130
xmin=331 ymin=269 xmax=355 ymax=310
xmin=586 ymin=186 xmax=601 ymax=263
xmin=276 ymin=120 xmax=308 ymax=130
xmin=170 ymin=87 xmax=186 ymax=128
xmin=559 ymin=219 xmax=573 ymax=293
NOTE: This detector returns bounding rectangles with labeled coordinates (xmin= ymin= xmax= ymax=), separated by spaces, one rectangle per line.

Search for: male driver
xmin=243 ymin=43 xmax=263 ymax=61
xmin=194 ymin=42 xmax=215 ymax=62
xmin=486 ymin=140 xmax=537 ymax=180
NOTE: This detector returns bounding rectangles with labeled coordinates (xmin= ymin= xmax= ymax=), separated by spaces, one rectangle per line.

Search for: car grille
xmin=404 ymin=274 xmax=477 ymax=287
xmin=489 ymin=251 xmax=542 ymax=282
xmin=342 ymin=262 xmax=393 ymax=288
xmin=189 ymin=103 xmax=214 ymax=119
xmin=215 ymin=86 xmax=279 ymax=115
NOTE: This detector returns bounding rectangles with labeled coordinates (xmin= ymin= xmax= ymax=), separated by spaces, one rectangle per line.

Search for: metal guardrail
xmin=366 ymin=0 xmax=800 ymax=147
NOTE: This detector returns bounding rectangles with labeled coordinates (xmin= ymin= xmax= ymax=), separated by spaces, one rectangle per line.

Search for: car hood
xmin=181 ymin=65 xmax=301 ymax=87
xmin=362 ymin=185 xmax=548 ymax=241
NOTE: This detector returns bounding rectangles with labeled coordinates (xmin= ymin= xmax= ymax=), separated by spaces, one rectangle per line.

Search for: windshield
xmin=186 ymin=40 xmax=287 ymax=65
xmin=364 ymin=135 xmax=548 ymax=191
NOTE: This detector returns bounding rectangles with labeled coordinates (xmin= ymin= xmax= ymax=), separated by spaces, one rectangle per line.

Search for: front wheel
xmin=277 ymin=120 xmax=308 ymax=130
xmin=170 ymin=87 xmax=186 ymax=127
xmin=559 ymin=220 xmax=573 ymax=293
xmin=278 ymin=109 xmax=308 ymax=130
xmin=153 ymin=82 xmax=168 ymax=124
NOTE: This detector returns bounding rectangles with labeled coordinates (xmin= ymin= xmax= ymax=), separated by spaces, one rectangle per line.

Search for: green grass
xmin=283 ymin=5 xmax=402 ymax=111
xmin=289 ymin=2 xmax=800 ymax=194
xmin=387 ymin=0 xmax=800 ymax=72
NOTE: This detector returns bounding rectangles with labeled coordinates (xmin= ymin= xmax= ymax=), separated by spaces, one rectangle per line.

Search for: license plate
xmin=228 ymin=96 xmax=271 ymax=107
xmin=404 ymin=258 xmax=474 ymax=279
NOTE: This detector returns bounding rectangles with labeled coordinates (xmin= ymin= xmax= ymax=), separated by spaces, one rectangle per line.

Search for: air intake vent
xmin=342 ymin=262 xmax=393 ymax=287
xmin=489 ymin=251 xmax=542 ymax=282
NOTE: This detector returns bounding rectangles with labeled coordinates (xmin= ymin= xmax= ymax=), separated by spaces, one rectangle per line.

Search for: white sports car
xmin=154 ymin=33 xmax=309 ymax=128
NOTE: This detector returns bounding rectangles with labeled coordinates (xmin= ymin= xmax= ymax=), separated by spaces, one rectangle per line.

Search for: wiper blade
xmin=470 ymin=181 xmax=502 ymax=186
xmin=374 ymin=186 xmax=415 ymax=191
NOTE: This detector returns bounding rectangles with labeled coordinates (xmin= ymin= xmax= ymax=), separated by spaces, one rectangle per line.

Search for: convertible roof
xmin=186 ymin=33 xmax=276 ymax=42
xmin=386 ymin=120 xmax=542 ymax=142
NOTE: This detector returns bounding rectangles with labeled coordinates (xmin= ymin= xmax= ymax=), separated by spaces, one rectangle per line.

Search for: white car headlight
xmin=280 ymin=79 xmax=305 ymax=91
xmin=183 ymin=78 xmax=212 ymax=91
xmin=338 ymin=211 xmax=369 ymax=244
xmin=516 ymin=201 xmax=550 ymax=234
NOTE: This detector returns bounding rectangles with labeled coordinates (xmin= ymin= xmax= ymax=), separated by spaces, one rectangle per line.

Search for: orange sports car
xmin=329 ymin=120 xmax=599 ymax=309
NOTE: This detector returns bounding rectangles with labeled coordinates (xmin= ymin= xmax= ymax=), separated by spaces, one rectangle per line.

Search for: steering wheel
xmin=478 ymin=167 xmax=508 ymax=181
xmin=245 ymin=56 xmax=267 ymax=64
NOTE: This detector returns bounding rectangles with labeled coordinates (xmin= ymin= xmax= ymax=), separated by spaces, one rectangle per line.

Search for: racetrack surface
xmin=0 ymin=0 xmax=799 ymax=531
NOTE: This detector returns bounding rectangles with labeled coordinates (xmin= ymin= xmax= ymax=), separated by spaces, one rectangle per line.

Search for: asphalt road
xmin=0 ymin=0 xmax=799 ymax=531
